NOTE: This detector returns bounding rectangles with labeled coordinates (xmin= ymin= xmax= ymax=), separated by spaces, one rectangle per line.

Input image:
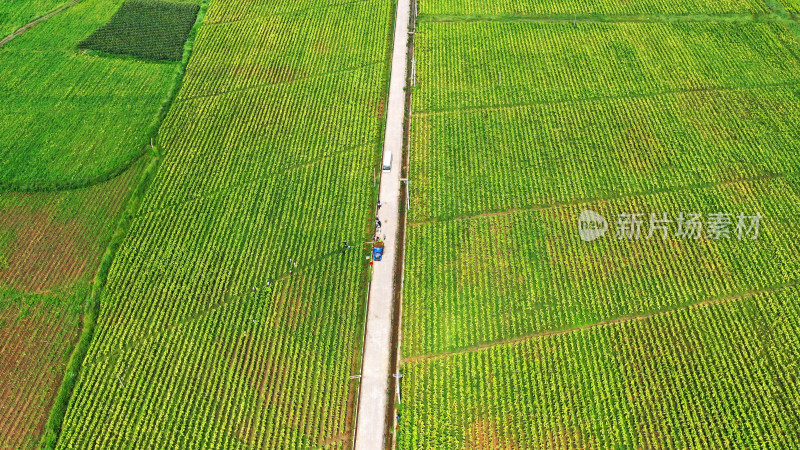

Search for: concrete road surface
xmin=353 ymin=0 xmax=410 ymax=447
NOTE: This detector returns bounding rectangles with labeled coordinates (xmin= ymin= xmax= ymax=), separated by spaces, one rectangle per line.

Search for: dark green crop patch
xmin=78 ymin=0 xmax=200 ymax=61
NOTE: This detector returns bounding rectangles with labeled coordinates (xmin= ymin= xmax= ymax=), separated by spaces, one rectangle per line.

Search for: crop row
xmin=60 ymin=257 xmax=361 ymax=447
xmin=418 ymin=0 xmax=768 ymax=17
xmin=143 ymin=65 xmax=386 ymax=215
xmin=90 ymin=151 xmax=374 ymax=357
xmin=399 ymin=284 xmax=800 ymax=448
xmin=0 ymin=0 xmax=177 ymax=190
xmin=402 ymin=175 xmax=800 ymax=357
xmin=78 ymin=0 xmax=200 ymax=61
xmin=180 ymin=0 xmax=391 ymax=100
xmin=0 ymin=159 xmax=144 ymax=294
xmin=409 ymin=85 xmax=800 ymax=222
xmin=0 ymin=156 xmax=148 ymax=449
xmin=56 ymin=0 xmax=392 ymax=445
xmin=414 ymin=22 xmax=800 ymax=113
xmin=202 ymin=0 xmax=362 ymax=25
xmin=0 ymin=301 xmax=82 ymax=449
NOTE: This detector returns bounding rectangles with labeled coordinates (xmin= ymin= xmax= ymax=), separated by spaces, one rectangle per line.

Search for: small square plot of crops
xmin=79 ymin=0 xmax=200 ymax=61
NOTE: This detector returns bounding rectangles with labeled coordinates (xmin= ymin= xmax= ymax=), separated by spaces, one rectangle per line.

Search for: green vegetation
xmin=414 ymin=22 xmax=800 ymax=113
xmin=410 ymin=85 xmax=800 ymax=222
xmin=1 ymin=0 xmax=205 ymax=446
xmin=399 ymin=0 xmax=800 ymax=446
xmin=0 ymin=0 xmax=70 ymax=37
xmin=408 ymin=22 xmax=800 ymax=221
xmin=0 ymin=0 xmax=193 ymax=191
xmin=403 ymin=176 xmax=800 ymax=357
xmin=420 ymin=0 xmax=768 ymax=17
xmin=401 ymin=285 xmax=800 ymax=447
xmin=777 ymin=0 xmax=800 ymax=15
xmin=53 ymin=0 xmax=394 ymax=446
xmin=0 ymin=157 xmax=149 ymax=448
xmin=79 ymin=0 xmax=200 ymax=61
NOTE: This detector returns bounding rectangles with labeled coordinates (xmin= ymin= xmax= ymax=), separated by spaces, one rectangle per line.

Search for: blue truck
xmin=372 ymin=241 xmax=384 ymax=261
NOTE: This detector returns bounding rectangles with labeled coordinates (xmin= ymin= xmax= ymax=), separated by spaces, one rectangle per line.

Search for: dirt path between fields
xmin=402 ymin=279 xmax=800 ymax=365
xmin=0 ymin=0 xmax=81 ymax=48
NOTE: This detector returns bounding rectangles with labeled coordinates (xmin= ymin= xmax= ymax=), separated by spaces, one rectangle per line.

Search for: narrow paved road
xmin=353 ymin=0 xmax=410 ymax=446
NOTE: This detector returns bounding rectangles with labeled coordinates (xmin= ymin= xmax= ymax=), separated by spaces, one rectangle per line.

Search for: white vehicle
xmin=382 ymin=151 xmax=392 ymax=172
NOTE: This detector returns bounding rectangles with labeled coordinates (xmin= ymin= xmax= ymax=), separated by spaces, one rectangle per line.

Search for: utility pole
xmin=393 ymin=372 xmax=403 ymax=404
xmin=400 ymin=179 xmax=410 ymax=210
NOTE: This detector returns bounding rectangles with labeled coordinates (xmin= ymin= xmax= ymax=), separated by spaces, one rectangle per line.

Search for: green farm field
xmin=50 ymin=0 xmax=395 ymax=447
xmin=401 ymin=285 xmax=800 ymax=447
xmin=399 ymin=0 xmax=800 ymax=447
xmin=0 ymin=0 xmax=71 ymax=37
xmin=0 ymin=0 xmax=195 ymax=191
xmin=3 ymin=0 xmax=800 ymax=445
xmin=0 ymin=160 xmax=147 ymax=447
xmin=419 ymin=0 xmax=769 ymax=17
xmin=0 ymin=0 xmax=200 ymax=445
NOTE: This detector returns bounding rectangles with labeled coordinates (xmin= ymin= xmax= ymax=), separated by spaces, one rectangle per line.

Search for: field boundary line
xmin=409 ymin=171 xmax=790 ymax=226
xmin=0 ymin=0 xmax=80 ymax=48
xmin=0 ymin=151 xmax=151 ymax=194
xmin=402 ymin=279 xmax=800 ymax=365
xmin=412 ymin=79 xmax=800 ymax=117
